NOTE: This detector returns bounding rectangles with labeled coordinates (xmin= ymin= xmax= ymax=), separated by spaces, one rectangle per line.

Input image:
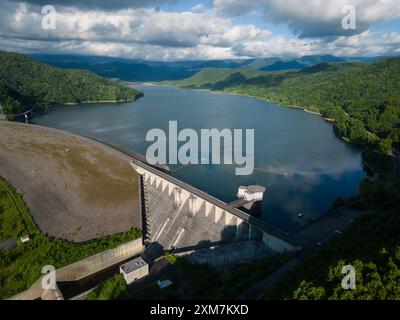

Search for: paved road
xmin=0 ymin=239 xmax=16 ymax=251
xmin=237 ymin=256 xmax=301 ymax=300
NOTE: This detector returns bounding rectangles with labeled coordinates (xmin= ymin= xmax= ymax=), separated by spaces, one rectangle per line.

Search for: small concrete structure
xmin=237 ymin=185 xmax=266 ymax=201
xmin=11 ymin=238 xmax=143 ymax=300
xmin=120 ymin=256 xmax=149 ymax=285
xmin=20 ymin=235 xmax=30 ymax=243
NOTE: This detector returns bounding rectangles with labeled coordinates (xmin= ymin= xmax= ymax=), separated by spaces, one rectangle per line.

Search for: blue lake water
xmin=34 ymin=85 xmax=365 ymax=233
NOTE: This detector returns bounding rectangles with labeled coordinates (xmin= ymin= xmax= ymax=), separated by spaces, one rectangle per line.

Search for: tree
xmin=86 ymin=274 xmax=127 ymax=300
xmin=291 ymin=248 xmax=400 ymax=300
xmin=293 ymin=281 xmax=325 ymax=300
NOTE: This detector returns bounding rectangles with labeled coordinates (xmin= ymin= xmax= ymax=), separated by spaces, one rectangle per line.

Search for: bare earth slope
xmin=0 ymin=121 xmax=140 ymax=242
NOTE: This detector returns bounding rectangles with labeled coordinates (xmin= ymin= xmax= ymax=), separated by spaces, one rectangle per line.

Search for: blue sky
xmin=370 ymin=19 xmax=400 ymax=32
xmin=0 ymin=0 xmax=399 ymax=60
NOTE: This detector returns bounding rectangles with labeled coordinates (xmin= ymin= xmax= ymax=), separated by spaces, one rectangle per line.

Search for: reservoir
xmin=34 ymin=85 xmax=365 ymax=233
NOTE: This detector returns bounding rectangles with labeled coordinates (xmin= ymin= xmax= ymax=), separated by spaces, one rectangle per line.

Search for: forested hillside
xmin=171 ymin=58 xmax=400 ymax=153
xmin=164 ymin=67 xmax=266 ymax=88
xmin=262 ymin=204 xmax=400 ymax=299
xmin=0 ymin=51 xmax=142 ymax=117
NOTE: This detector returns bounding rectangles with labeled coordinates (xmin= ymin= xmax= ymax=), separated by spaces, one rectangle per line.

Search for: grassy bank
xmin=0 ymin=176 xmax=141 ymax=299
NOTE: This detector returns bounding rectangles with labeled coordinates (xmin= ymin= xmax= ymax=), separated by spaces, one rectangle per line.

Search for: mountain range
xmin=30 ymin=54 xmax=383 ymax=82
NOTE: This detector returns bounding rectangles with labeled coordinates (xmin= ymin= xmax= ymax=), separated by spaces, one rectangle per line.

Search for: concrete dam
xmin=131 ymin=159 xmax=301 ymax=267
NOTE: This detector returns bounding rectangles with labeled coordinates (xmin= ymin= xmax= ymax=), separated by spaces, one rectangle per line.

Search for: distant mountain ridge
xmin=260 ymin=60 xmax=307 ymax=71
xmin=29 ymin=54 xmax=383 ymax=82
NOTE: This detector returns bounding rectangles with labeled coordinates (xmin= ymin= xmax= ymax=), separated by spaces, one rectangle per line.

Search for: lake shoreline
xmin=62 ymin=93 xmax=144 ymax=105
xmin=138 ymin=83 xmax=371 ymax=207
xmin=144 ymin=82 xmax=331 ymax=119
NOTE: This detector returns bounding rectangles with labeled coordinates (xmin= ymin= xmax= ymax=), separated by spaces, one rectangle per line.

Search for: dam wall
xmin=131 ymin=159 xmax=300 ymax=258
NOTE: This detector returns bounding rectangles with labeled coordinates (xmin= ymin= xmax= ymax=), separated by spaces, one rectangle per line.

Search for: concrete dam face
xmin=131 ymin=160 xmax=300 ymax=266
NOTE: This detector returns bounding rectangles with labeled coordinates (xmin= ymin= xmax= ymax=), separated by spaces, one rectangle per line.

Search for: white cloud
xmin=5 ymin=0 xmax=180 ymax=10
xmin=0 ymin=0 xmax=399 ymax=60
xmin=213 ymin=0 xmax=400 ymax=37
xmin=200 ymin=25 xmax=271 ymax=47
xmin=265 ymin=0 xmax=400 ymax=37
xmin=232 ymin=36 xmax=315 ymax=58
xmin=232 ymin=30 xmax=400 ymax=58
xmin=0 ymin=3 xmax=270 ymax=48
xmin=0 ymin=37 xmax=238 ymax=61
xmin=322 ymin=30 xmax=400 ymax=56
xmin=0 ymin=1 xmax=277 ymax=60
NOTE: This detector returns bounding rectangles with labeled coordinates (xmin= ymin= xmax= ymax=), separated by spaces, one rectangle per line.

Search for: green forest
xmin=0 ymin=51 xmax=143 ymax=117
xmin=170 ymin=58 xmax=400 ymax=153
xmin=262 ymin=204 xmax=400 ymax=300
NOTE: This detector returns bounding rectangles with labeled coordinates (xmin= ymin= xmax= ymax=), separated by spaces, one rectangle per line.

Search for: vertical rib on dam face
xmin=130 ymin=159 xmax=300 ymax=261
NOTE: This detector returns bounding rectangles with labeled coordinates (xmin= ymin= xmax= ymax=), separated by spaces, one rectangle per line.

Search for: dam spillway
xmin=131 ymin=159 xmax=301 ymax=265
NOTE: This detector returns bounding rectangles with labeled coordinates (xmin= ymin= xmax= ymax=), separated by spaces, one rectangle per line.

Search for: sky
xmin=0 ymin=0 xmax=399 ymax=60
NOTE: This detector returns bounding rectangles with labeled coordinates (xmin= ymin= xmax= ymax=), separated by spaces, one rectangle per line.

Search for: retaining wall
xmin=10 ymin=237 xmax=143 ymax=300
